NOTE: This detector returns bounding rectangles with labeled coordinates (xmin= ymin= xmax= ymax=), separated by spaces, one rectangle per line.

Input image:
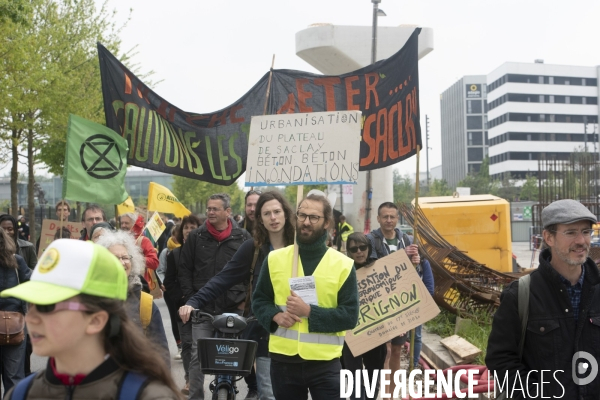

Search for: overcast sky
xmin=95 ymin=0 xmax=600 ymax=180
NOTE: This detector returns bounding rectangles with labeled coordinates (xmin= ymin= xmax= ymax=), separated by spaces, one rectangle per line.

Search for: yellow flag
xmin=117 ymin=196 xmax=135 ymax=216
xmin=147 ymin=182 xmax=191 ymax=217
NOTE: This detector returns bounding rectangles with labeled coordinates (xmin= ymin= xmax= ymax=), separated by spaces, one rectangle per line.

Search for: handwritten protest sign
xmin=39 ymin=219 xmax=84 ymax=254
xmin=145 ymin=211 xmax=166 ymax=242
xmin=245 ymin=111 xmax=362 ymax=186
xmin=345 ymin=250 xmax=440 ymax=357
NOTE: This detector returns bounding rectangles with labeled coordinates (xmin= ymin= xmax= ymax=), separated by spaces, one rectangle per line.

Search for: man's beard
xmin=297 ymin=224 xmax=326 ymax=244
xmin=555 ymin=244 xmax=589 ymax=266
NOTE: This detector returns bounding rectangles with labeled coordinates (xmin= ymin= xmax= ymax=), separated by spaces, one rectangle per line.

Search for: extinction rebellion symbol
xmin=79 ymin=134 xmax=123 ymax=179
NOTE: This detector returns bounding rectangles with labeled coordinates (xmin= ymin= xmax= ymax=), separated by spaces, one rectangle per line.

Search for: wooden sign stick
xmin=409 ymin=145 xmax=421 ymax=375
xmin=291 ymin=185 xmax=303 ymax=278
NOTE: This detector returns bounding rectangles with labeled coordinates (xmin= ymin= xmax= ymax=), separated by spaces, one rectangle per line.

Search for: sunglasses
xmin=348 ymin=245 xmax=368 ymax=254
xmin=29 ymin=301 xmax=91 ymax=314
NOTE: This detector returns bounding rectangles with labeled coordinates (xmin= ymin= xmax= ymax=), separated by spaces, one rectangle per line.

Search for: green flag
xmin=62 ymin=114 xmax=129 ymax=203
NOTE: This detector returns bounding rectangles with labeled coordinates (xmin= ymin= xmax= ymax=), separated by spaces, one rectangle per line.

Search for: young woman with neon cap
xmin=1 ymin=239 xmax=181 ymax=400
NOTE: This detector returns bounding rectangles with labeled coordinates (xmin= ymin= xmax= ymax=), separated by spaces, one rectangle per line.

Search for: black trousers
xmin=341 ymin=343 xmax=387 ymax=400
xmin=271 ymin=358 xmax=342 ymax=400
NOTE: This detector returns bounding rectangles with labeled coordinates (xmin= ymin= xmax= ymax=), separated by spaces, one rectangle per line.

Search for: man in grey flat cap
xmin=486 ymin=199 xmax=600 ymax=399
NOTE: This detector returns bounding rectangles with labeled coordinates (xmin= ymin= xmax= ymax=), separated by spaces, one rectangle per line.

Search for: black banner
xmin=98 ymin=29 xmax=421 ymax=185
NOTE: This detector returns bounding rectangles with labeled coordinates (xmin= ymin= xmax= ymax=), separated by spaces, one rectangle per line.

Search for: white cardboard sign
xmin=245 ymin=111 xmax=362 ymax=186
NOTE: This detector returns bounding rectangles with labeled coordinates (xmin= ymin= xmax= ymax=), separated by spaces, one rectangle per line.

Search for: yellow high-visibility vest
xmin=339 ymin=222 xmax=354 ymax=242
xmin=268 ymin=245 xmax=353 ymax=360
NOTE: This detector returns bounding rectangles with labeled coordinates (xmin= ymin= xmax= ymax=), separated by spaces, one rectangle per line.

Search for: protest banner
xmin=345 ymin=250 xmax=440 ymax=357
xmin=245 ymin=111 xmax=361 ymax=186
xmin=98 ymin=29 xmax=421 ymax=185
xmin=63 ymin=114 xmax=129 ymax=204
xmin=38 ymin=219 xmax=84 ymax=255
xmin=145 ymin=211 xmax=166 ymax=243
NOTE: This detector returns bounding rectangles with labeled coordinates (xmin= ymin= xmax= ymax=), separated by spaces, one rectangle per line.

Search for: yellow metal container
xmin=415 ymin=195 xmax=513 ymax=273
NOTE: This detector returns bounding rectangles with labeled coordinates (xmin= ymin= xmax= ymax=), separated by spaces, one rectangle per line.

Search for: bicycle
xmin=192 ymin=310 xmax=258 ymax=400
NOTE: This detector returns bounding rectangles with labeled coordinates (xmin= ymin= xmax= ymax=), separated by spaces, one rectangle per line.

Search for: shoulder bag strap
xmin=243 ymin=247 xmax=261 ymax=317
xmin=9 ymin=372 xmax=38 ymax=400
xmin=118 ymin=371 xmax=148 ymax=400
xmin=517 ymin=274 xmax=531 ymax=359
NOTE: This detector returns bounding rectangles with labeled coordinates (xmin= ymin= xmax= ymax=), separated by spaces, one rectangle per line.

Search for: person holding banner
xmin=78 ymin=204 xmax=107 ymax=241
xmin=243 ymin=190 xmax=261 ymax=234
xmin=252 ymin=192 xmax=359 ymax=400
xmin=342 ymin=232 xmax=387 ymax=400
xmin=36 ymin=201 xmax=72 ymax=253
xmin=179 ymin=191 xmax=296 ymax=400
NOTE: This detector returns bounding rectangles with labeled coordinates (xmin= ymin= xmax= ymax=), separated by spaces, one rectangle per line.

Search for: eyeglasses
xmin=348 ymin=245 xmax=368 ymax=254
xmin=296 ymin=213 xmax=323 ymax=224
xmin=245 ymin=190 xmax=262 ymax=199
xmin=551 ymin=229 xmax=594 ymax=239
xmin=85 ymin=217 xmax=104 ymax=223
xmin=115 ymin=255 xmax=133 ymax=263
xmin=29 ymin=301 xmax=91 ymax=314
xmin=206 ymin=207 xmax=224 ymax=213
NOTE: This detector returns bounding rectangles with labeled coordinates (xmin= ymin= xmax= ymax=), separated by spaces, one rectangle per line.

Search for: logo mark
xmin=38 ymin=248 xmax=60 ymax=274
xmin=79 ymin=134 xmax=123 ymax=179
xmin=470 ymin=84 xmax=478 ymax=91
xmin=572 ymin=351 xmax=598 ymax=385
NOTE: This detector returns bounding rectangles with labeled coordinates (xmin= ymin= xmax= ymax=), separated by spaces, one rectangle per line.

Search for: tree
xmin=424 ymin=178 xmax=452 ymax=196
xmin=0 ymin=0 xmax=131 ymax=241
xmin=457 ymin=157 xmax=499 ymax=195
xmin=172 ymin=176 xmax=246 ymax=215
xmin=393 ymin=169 xmax=415 ymax=205
xmin=520 ymin=174 xmax=539 ymax=201
xmin=283 ymin=185 xmax=327 ymax=208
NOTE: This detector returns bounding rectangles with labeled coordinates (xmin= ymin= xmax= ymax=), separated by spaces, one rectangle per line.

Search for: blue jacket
xmin=0 ymin=255 xmax=31 ymax=313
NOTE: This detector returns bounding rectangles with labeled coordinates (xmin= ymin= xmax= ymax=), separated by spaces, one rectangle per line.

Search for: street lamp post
xmin=365 ymin=0 xmax=385 ymax=232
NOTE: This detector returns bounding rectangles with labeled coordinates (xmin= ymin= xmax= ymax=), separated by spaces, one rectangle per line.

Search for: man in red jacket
xmin=119 ymin=212 xmax=160 ymax=288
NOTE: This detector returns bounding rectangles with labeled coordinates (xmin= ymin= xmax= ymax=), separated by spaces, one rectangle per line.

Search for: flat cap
xmin=542 ymin=199 xmax=597 ymax=228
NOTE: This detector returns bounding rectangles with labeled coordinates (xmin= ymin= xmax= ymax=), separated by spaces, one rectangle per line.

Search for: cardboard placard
xmin=145 ymin=211 xmax=166 ymax=243
xmin=345 ymin=250 xmax=440 ymax=357
xmin=245 ymin=111 xmax=362 ymax=187
xmin=38 ymin=219 xmax=84 ymax=255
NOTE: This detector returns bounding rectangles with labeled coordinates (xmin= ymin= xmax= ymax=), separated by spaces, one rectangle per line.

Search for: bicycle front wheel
xmin=217 ymin=387 xmax=229 ymax=400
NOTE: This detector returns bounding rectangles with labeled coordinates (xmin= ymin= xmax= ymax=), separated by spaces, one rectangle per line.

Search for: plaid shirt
xmin=558 ymin=266 xmax=585 ymax=320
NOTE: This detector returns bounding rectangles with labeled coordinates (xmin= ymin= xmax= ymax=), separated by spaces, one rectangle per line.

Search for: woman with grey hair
xmin=95 ymin=231 xmax=170 ymax=366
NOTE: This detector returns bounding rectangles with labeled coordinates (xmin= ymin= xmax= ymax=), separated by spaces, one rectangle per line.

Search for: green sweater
xmin=252 ymin=232 xmax=359 ymax=338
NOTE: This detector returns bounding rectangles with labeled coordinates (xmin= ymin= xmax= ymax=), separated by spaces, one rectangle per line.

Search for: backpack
xmin=140 ymin=291 xmax=153 ymax=332
xmin=495 ymin=273 xmax=530 ymax=400
xmin=10 ymin=370 xmax=149 ymax=400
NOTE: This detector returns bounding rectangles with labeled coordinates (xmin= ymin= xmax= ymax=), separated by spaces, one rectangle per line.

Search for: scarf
xmin=206 ymin=219 xmax=233 ymax=242
xmin=167 ymin=236 xmax=180 ymax=250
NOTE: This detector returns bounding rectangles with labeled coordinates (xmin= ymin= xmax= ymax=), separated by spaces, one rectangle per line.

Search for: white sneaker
xmin=174 ymin=349 xmax=182 ymax=360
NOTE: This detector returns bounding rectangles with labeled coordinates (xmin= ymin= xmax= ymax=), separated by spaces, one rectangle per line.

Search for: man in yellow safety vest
xmin=252 ymin=193 xmax=359 ymax=400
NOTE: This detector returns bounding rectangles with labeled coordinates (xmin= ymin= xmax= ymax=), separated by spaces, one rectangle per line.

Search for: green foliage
xmin=0 ymin=0 xmax=31 ymax=24
xmin=172 ymin=176 xmax=246 ymax=215
xmin=393 ymin=169 xmax=414 ymax=205
xmin=425 ymin=309 xmax=493 ymax=365
xmin=283 ymin=185 xmax=327 ymax=208
xmin=457 ymin=157 xmax=499 ymax=195
xmin=425 ymin=178 xmax=452 ymax=196
xmin=519 ymin=174 xmax=539 ymax=201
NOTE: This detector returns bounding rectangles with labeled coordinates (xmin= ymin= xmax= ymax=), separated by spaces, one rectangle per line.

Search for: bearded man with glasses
xmin=252 ymin=193 xmax=359 ymax=400
xmin=487 ymin=199 xmax=600 ymax=398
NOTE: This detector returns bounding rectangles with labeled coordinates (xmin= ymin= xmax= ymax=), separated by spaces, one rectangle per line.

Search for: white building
xmin=487 ymin=62 xmax=600 ymax=180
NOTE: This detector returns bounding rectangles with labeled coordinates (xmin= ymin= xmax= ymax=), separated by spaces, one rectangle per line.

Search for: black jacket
xmin=17 ymin=239 xmax=37 ymax=270
xmin=486 ymin=248 xmax=600 ymax=399
xmin=186 ymin=239 xmax=271 ymax=357
xmin=0 ymin=255 xmax=31 ymax=313
xmin=178 ymin=222 xmax=251 ymax=314
xmin=164 ymin=247 xmax=185 ymax=307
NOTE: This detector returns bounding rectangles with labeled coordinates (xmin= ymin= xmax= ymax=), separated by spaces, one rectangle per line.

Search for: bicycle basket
xmin=198 ymin=338 xmax=257 ymax=376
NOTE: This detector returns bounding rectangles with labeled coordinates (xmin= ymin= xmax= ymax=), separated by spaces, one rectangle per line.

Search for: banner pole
xmin=291 ymin=184 xmax=303 ymax=278
xmin=409 ymin=145 xmax=421 ymax=375
xmin=59 ymin=199 xmax=64 ymax=237
xmin=262 ymin=55 xmax=276 ymax=116
xmin=115 ymin=205 xmax=120 ymax=230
